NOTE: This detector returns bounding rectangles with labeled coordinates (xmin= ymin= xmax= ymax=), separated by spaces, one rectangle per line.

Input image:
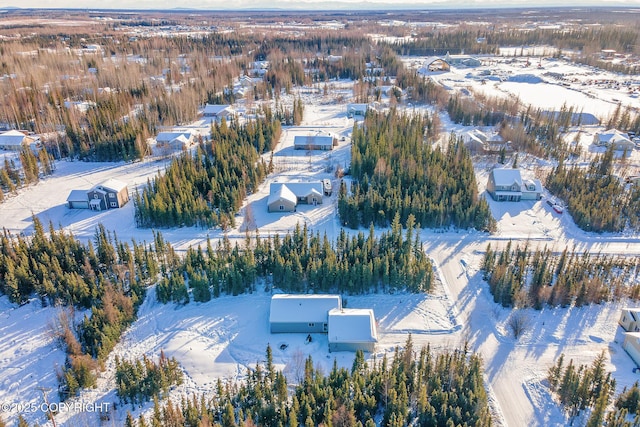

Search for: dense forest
xmin=133 ymin=115 xmax=279 ymax=229
xmin=339 ymin=109 xmax=495 ymax=231
xmin=481 ymin=242 xmax=640 ymax=309
xmin=161 ymin=216 xmax=432 ymax=303
xmin=0 ymin=147 xmax=54 ymax=203
xmin=0 ymin=218 xmax=177 ymax=399
xmin=120 ymin=338 xmax=492 ymax=427
xmin=546 ymin=351 xmax=640 ymax=426
xmin=546 ymin=148 xmax=640 ymax=233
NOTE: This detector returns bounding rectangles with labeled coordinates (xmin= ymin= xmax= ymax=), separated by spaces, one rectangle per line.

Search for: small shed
xmin=620 ymin=308 xmax=640 ymax=332
xmin=294 ymin=135 xmax=334 ymax=151
xmin=269 ymin=294 xmax=342 ymax=333
xmin=327 ymin=308 xmax=378 ymax=352
xmin=267 ymin=184 xmax=297 ymax=212
xmin=623 ymin=332 xmax=640 ymax=367
xmin=66 ymin=190 xmax=90 ymax=209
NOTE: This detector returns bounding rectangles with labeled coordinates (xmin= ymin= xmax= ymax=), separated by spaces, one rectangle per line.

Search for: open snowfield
xmin=2 ymin=68 xmax=640 ymax=427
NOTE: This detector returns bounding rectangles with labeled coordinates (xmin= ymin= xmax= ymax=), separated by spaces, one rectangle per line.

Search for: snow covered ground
xmin=2 ymin=69 xmax=640 ymax=427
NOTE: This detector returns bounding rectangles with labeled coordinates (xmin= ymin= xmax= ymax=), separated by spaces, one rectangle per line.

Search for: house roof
xmin=293 ymin=135 xmax=334 ymax=147
xmin=67 ymin=189 xmax=89 ymax=202
xmin=270 ymin=182 xmax=324 ymax=200
xmin=347 ymin=103 xmax=369 ymax=112
xmin=269 ymin=294 xmax=341 ymax=324
xmin=267 ymin=184 xmax=297 ymax=206
xmin=156 ymin=131 xmax=193 ymax=143
xmin=327 ymin=308 xmax=377 ymax=343
xmin=491 ymin=168 xmax=523 ymax=187
xmin=522 ymin=179 xmax=543 ymax=193
xmin=203 ymin=104 xmax=231 ymax=115
xmin=95 ymin=178 xmax=127 ymax=193
xmin=0 ymin=130 xmax=29 ymax=147
xmin=595 ymin=129 xmax=631 ymax=144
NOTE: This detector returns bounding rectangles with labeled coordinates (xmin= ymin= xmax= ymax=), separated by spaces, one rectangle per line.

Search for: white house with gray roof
xmin=269 ymin=294 xmax=342 ymax=333
xmin=327 ymin=308 xmax=378 ymax=353
xmin=267 ymin=182 xmax=323 ymax=212
xmin=486 ymin=168 xmax=543 ymax=202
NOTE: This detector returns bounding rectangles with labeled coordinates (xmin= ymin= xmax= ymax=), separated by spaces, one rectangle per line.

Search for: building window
xmin=279 ymin=205 xmax=284 ymax=211
xmin=109 ymin=193 xmax=115 ymax=198
xmin=308 ymin=323 xmax=315 ymax=327
xmin=94 ymin=194 xmax=99 ymax=199
xmin=110 ymin=202 xmax=117 ymax=208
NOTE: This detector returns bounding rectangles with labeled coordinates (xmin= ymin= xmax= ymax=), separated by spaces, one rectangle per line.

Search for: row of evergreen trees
xmin=481 ymin=242 xmax=640 ymax=309
xmin=340 ymin=109 xmax=495 ymax=231
xmin=115 ymin=351 xmax=183 ymax=406
xmin=0 ymin=218 xmax=181 ymax=399
xmin=158 ymin=216 xmax=432 ymax=305
xmin=546 ymin=148 xmax=640 ymax=233
xmin=124 ymin=338 xmax=492 ymax=427
xmin=133 ymin=116 xmax=280 ymax=229
xmin=0 ymin=148 xmax=54 ymax=203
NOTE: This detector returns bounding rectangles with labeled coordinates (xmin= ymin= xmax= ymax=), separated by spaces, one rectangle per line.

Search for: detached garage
xmin=269 ymin=294 xmax=341 ymax=333
xmin=623 ymin=332 xmax=640 ymax=367
xmin=327 ymin=308 xmax=378 ymax=353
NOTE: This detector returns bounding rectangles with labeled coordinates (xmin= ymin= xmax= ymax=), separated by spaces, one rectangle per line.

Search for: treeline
xmin=546 ymin=148 xmax=640 ymax=233
xmin=340 ymin=109 xmax=495 ymax=231
xmin=0 ymin=217 xmax=178 ymax=399
xmin=547 ymin=351 xmax=619 ymax=425
xmin=0 ymin=147 xmax=54 ymax=203
xmin=133 ymin=116 xmax=278 ymax=229
xmin=124 ymin=338 xmax=492 ymax=427
xmin=115 ymin=351 xmax=183 ymax=406
xmin=160 ymin=217 xmax=432 ymax=304
xmin=481 ymin=242 xmax=640 ymax=309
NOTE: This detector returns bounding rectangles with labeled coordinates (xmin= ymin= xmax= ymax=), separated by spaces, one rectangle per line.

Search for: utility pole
xmin=36 ymin=387 xmax=57 ymax=427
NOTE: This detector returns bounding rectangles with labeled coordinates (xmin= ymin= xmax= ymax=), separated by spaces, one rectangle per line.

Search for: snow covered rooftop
xmin=269 ymin=294 xmax=341 ymax=324
xmin=491 ymin=168 xmax=523 ymax=187
xmin=267 ymin=183 xmax=297 ymax=206
xmin=95 ymin=178 xmax=128 ymax=193
xmin=269 ymin=182 xmax=324 ymax=199
xmin=327 ymin=308 xmax=377 ymax=344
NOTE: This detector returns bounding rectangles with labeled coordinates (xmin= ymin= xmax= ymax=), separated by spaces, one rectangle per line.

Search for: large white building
xmin=327 ymin=308 xmax=378 ymax=353
xmin=267 ymin=182 xmax=324 ymax=212
xmin=269 ymin=294 xmax=341 ymax=333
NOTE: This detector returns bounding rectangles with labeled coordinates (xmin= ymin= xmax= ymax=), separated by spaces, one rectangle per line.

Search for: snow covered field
xmin=2 ymin=68 xmax=640 ymax=427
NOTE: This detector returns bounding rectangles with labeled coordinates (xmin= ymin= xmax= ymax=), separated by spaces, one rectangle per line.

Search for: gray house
xmin=269 ymin=294 xmax=342 ymax=333
xmin=294 ymin=135 xmax=334 ymax=151
xmin=267 ymin=182 xmax=324 ymax=212
xmin=327 ymin=308 xmax=378 ymax=353
xmin=86 ymin=179 xmax=129 ymax=211
xmin=486 ymin=168 xmax=542 ymax=202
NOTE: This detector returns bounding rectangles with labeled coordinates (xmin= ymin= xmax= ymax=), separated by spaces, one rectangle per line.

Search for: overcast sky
xmin=2 ymin=0 xmax=639 ymax=10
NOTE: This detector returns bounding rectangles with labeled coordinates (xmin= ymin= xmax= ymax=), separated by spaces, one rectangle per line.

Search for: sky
xmin=1 ymin=0 xmax=639 ymax=10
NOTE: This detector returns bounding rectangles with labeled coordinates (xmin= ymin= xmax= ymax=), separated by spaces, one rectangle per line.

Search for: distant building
xmin=267 ymin=182 xmax=324 ymax=212
xmin=422 ymin=57 xmax=450 ymax=72
xmin=86 ymin=179 xmax=129 ymax=211
xmin=347 ymin=103 xmax=369 ymax=118
xmin=202 ymin=104 xmax=232 ymax=118
xmin=593 ymin=129 xmax=633 ymax=151
xmin=623 ymin=332 xmax=640 ymax=367
xmin=0 ymin=130 xmax=37 ymax=151
xmin=293 ymin=135 xmax=334 ymax=151
xmin=327 ymin=308 xmax=378 ymax=353
xmin=444 ymin=52 xmax=482 ymax=68
xmin=620 ymin=308 xmax=640 ymax=332
xmin=486 ymin=168 xmax=543 ymax=202
xmin=156 ymin=131 xmax=195 ymax=150
xmin=269 ymin=294 xmax=342 ymax=333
